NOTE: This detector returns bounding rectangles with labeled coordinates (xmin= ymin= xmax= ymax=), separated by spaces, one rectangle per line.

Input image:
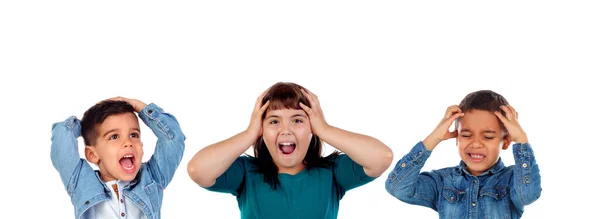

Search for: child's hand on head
xmin=103 ymin=97 xmax=147 ymax=113
xmin=423 ymin=105 xmax=465 ymax=150
xmin=495 ymin=105 xmax=528 ymax=144
xmin=246 ymin=89 xmax=270 ymax=139
xmin=298 ymin=89 xmax=330 ymax=137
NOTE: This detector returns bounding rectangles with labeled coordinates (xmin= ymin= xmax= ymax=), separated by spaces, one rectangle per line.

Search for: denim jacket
xmin=385 ymin=142 xmax=541 ymax=219
xmin=51 ymin=103 xmax=186 ymax=219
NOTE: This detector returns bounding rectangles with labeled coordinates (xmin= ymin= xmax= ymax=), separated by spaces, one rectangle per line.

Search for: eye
xmin=460 ymin=134 xmax=472 ymax=138
xmin=293 ymin=119 xmax=303 ymax=123
xmin=130 ymin=133 xmax=140 ymax=138
xmin=484 ymin=136 xmax=495 ymax=140
xmin=269 ymin=119 xmax=279 ymax=124
xmin=109 ymin=134 xmax=118 ymax=140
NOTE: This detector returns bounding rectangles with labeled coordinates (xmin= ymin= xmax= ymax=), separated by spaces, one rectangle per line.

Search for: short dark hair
xmin=81 ymin=100 xmax=136 ymax=146
xmin=458 ymin=90 xmax=509 ymax=133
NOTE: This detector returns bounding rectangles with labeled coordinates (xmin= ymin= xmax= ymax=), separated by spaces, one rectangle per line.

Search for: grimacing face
xmin=456 ymin=109 xmax=509 ymax=176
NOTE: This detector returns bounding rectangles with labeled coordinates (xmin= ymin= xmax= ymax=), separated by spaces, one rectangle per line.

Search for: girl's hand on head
xmin=246 ymin=90 xmax=270 ymax=139
xmin=298 ymin=88 xmax=330 ymax=136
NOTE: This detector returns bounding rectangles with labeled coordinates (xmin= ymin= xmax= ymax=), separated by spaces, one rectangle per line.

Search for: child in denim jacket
xmin=51 ymin=97 xmax=185 ymax=219
xmin=385 ymin=90 xmax=541 ymax=218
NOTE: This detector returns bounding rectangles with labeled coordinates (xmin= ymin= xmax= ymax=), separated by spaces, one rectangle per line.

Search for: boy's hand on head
xmin=104 ymin=96 xmax=148 ymax=113
xmin=423 ymin=105 xmax=465 ymax=150
xmin=246 ymin=89 xmax=270 ymax=139
xmin=299 ymin=88 xmax=330 ymax=137
xmin=495 ymin=105 xmax=528 ymax=144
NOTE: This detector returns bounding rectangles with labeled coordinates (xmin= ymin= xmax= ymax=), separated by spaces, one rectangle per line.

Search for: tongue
xmin=120 ymin=158 xmax=133 ymax=169
xmin=281 ymin=145 xmax=295 ymax=154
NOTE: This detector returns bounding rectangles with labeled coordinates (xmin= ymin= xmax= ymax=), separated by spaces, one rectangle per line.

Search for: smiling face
xmin=262 ymin=108 xmax=312 ymax=174
xmin=85 ymin=113 xmax=144 ymax=182
xmin=456 ymin=109 xmax=509 ymax=176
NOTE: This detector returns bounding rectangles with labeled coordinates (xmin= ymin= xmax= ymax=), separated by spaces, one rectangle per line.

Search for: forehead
xmin=265 ymin=108 xmax=307 ymax=117
xmin=97 ymin=113 xmax=140 ymax=133
xmin=459 ymin=109 xmax=502 ymax=131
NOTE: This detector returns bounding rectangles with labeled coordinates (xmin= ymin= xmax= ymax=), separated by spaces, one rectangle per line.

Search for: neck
xmin=277 ymin=163 xmax=306 ymax=175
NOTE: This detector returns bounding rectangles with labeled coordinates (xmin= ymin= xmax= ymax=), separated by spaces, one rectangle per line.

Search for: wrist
xmin=423 ymin=135 xmax=441 ymax=151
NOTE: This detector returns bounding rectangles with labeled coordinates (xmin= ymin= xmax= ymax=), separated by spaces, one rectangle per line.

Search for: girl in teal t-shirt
xmin=187 ymin=82 xmax=393 ymax=219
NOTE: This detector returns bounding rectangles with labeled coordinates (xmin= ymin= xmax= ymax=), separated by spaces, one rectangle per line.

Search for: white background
xmin=1 ymin=1 xmax=599 ymax=218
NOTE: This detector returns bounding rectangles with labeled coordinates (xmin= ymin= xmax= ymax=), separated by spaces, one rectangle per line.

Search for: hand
xmin=103 ymin=96 xmax=147 ymax=113
xmin=299 ymin=88 xmax=330 ymax=136
xmin=423 ymin=105 xmax=464 ymax=150
xmin=495 ymin=105 xmax=528 ymax=143
xmin=245 ymin=90 xmax=270 ymax=139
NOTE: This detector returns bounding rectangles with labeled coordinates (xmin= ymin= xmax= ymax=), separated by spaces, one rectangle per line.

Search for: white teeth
xmin=470 ymin=154 xmax=484 ymax=158
xmin=123 ymin=155 xmax=133 ymax=158
xmin=279 ymin=142 xmax=294 ymax=146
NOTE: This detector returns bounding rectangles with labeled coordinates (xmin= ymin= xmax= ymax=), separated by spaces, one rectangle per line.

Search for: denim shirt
xmin=51 ymin=103 xmax=186 ymax=219
xmin=385 ymin=142 xmax=541 ymax=219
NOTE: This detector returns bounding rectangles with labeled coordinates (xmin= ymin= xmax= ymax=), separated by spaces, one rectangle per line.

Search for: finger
xmin=444 ymin=112 xmax=464 ymax=127
xmin=300 ymin=89 xmax=316 ymax=106
xmin=299 ymin=102 xmax=311 ymax=114
xmin=255 ymin=91 xmax=269 ymax=109
xmin=507 ymin=105 xmax=518 ymax=120
xmin=500 ymin=105 xmax=513 ymax=121
xmin=259 ymin=100 xmax=270 ymax=112
xmin=445 ymin=105 xmax=462 ymax=119
xmin=495 ymin=111 xmax=509 ymax=124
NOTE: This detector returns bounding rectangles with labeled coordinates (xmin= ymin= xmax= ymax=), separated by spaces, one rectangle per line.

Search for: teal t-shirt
xmin=206 ymin=154 xmax=376 ymax=219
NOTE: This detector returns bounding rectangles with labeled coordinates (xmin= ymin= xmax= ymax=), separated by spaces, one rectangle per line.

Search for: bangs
xmin=262 ymin=82 xmax=309 ymax=113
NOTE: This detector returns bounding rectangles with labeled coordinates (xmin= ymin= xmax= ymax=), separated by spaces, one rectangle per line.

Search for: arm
xmin=299 ymin=89 xmax=393 ymax=177
xmin=187 ymin=91 xmax=270 ymax=188
xmin=385 ymin=142 xmax=440 ymax=210
xmin=50 ymin=116 xmax=85 ymax=192
xmin=385 ymin=105 xmax=464 ymax=208
xmin=494 ymin=105 xmax=542 ymax=210
xmin=510 ymin=143 xmax=541 ymax=210
xmin=140 ymin=103 xmax=186 ymax=188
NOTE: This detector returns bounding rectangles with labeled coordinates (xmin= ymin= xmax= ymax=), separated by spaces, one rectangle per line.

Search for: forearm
xmin=385 ymin=141 xmax=437 ymax=208
xmin=318 ymin=125 xmax=393 ymax=177
xmin=50 ymin=116 xmax=83 ymax=189
xmin=187 ymin=130 xmax=255 ymax=187
xmin=510 ymin=143 xmax=542 ymax=208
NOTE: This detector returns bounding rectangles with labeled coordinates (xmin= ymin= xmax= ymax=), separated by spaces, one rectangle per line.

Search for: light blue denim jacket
xmin=51 ymin=103 xmax=186 ymax=219
xmin=385 ymin=141 xmax=541 ymax=219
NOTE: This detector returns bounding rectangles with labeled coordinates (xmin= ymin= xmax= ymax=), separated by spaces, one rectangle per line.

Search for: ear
xmin=85 ymin=146 xmax=100 ymax=164
xmin=501 ymin=138 xmax=510 ymax=150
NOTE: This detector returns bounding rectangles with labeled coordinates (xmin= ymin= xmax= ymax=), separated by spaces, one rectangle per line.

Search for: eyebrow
xmin=265 ymin=114 xmax=307 ymax=119
xmin=102 ymin=128 xmax=141 ymax=138
xmin=460 ymin=129 xmax=497 ymax=134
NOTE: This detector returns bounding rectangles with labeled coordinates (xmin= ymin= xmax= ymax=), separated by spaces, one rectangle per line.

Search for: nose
xmin=123 ymin=138 xmax=133 ymax=148
xmin=279 ymin=123 xmax=292 ymax=136
xmin=470 ymin=139 xmax=483 ymax=148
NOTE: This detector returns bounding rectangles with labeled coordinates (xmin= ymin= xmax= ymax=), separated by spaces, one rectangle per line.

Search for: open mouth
xmin=278 ymin=142 xmax=296 ymax=155
xmin=119 ymin=154 xmax=136 ymax=172
xmin=468 ymin=153 xmax=485 ymax=162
